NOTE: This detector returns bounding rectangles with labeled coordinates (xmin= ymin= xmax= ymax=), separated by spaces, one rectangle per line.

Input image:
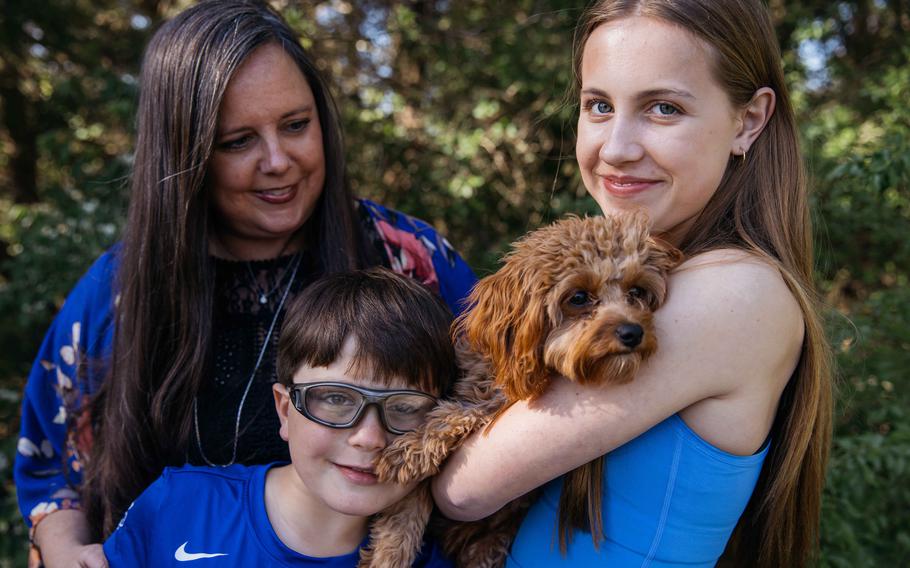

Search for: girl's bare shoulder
xmin=655 ymin=248 xmax=804 ymax=396
xmin=671 ymin=248 xmax=802 ymax=323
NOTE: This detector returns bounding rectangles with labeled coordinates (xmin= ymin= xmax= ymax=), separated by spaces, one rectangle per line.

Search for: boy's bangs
xmin=345 ymin=333 xmax=448 ymax=397
xmin=277 ymin=268 xmax=458 ymax=397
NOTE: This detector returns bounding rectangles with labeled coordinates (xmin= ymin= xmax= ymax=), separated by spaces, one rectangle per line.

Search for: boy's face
xmin=272 ymin=337 xmax=426 ymax=519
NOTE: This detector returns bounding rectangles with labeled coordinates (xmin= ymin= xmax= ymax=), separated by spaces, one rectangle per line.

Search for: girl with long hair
xmin=14 ymin=2 xmax=474 ymax=566
xmin=433 ymin=1 xmax=832 ymax=566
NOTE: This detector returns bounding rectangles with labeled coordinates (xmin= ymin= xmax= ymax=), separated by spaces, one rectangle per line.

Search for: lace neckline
xmin=213 ymin=253 xmax=315 ymax=316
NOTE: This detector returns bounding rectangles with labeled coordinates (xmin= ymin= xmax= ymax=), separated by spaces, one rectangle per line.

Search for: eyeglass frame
xmin=287 ymin=381 xmax=438 ymax=435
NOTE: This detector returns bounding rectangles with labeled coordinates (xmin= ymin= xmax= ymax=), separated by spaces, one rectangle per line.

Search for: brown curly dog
xmin=358 ymin=212 xmax=682 ymax=568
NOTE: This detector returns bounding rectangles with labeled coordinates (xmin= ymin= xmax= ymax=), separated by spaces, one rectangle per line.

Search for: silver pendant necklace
xmin=193 ymin=252 xmax=302 ymax=467
xmin=244 ymin=241 xmax=297 ymax=305
xmin=246 ymin=260 xmax=280 ymax=305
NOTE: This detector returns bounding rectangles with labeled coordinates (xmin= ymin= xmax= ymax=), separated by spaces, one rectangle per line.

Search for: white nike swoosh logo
xmin=174 ymin=541 xmax=228 ymax=561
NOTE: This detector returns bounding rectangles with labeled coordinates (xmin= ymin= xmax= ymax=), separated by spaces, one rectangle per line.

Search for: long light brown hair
xmin=567 ymin=1 xmax=833 ymax=566
xmin=83 ymin=0 xmax=377 ymax=537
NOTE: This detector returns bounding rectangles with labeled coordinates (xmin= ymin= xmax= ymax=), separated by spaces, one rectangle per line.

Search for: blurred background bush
xmin=1 ymin=1 xmax=907 ymax=565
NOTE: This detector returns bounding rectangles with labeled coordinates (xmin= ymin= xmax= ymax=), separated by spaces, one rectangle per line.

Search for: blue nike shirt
xmin=103 ymin=464 xmax=452 ymax=567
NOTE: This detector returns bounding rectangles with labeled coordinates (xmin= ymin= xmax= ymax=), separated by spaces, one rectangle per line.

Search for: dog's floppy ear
xmin=455 ymin=259 xmax=552 ymax=402
xmin=644 ymin=236 xmax=684 ymax=306
xmin=647 ymin=236 xmax=684 ymax=276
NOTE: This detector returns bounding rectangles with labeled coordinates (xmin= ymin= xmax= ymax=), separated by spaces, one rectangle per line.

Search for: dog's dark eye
xmin=568 ymin=290 xmax=592 ymax=307
xmin=627 ymin=286 xmax=647 ymax=303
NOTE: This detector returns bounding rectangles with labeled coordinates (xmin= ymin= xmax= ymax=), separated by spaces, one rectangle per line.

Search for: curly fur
xmin=358 ymin=212 xmax=682 ymax=568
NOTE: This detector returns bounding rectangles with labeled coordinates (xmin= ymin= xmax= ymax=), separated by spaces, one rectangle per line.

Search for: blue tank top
xmin=507 ymin=414 xmax=769 ymax=568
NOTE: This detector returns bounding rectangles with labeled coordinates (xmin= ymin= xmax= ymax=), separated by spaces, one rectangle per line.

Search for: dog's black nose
xmin=616 ymin=324 xmax=644 ymax=348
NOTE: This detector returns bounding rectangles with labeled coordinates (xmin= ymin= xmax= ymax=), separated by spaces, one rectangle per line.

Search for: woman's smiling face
xmin=208 ymin=43 xmax=326 ymax=260
xmin=576 ymin=16 xmax=744 ymax=241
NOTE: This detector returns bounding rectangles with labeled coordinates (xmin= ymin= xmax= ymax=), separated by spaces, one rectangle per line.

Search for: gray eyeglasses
xmin=288 ymin=381 xmax=438 ymax=435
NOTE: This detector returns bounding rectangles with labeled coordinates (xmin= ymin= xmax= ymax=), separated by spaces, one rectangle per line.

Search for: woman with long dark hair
xmin=433 ymin=1 xmax=832 ymax=566
xmin=14 ymin=2 xmax=474 ymax=566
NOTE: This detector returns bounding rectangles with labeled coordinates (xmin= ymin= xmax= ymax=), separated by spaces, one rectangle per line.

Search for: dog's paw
xmin=375 ymin=432 xmax=438 ymax=484
xmin=356 ymin=547 xmax=374 ymax=568
xmin=359 ymin=543 xmax=413 ymax=568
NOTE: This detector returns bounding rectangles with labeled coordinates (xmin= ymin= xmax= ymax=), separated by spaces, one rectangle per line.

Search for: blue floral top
xmin=14 ymin=199 xmax=476 ymax=564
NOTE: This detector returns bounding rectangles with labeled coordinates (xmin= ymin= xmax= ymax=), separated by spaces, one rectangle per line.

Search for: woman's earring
xmin=741 ymin=147 xmax=747 ymax=163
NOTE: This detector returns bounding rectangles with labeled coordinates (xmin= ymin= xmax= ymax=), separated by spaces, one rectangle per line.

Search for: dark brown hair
xmin=84 ymin=0 xmax=377 ymax=536
xmin=569 ymin=1 xmax=833 ymax=566
xmin=278 ymin=268 xmax=458 ymax=398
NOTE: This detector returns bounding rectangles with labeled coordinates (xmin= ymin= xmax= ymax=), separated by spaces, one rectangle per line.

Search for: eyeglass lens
xmin=303 ymin=384 xmax=436 ymax=432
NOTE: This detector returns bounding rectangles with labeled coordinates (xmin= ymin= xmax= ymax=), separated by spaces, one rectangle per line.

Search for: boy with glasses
xmin=102 ymin=268 xmax=457 ymax=567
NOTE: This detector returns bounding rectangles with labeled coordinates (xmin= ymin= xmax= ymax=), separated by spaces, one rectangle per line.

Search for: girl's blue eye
xmin=653 ymin=102 xmax=679 ymax=116
xmin=590 ymin=101 xmax=612 ymax=115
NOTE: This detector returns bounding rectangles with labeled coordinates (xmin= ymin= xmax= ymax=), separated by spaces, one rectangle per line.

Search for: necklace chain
xmin=193 ymin=252 xmax=302 ymax=467
xmin=246 ymin=260 xmax=284 ymax=305
xmin=226 ymin=236 xmax=295 ymax=305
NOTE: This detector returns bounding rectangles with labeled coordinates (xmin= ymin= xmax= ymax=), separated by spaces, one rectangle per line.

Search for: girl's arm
xmin=432 ymin=251 xmax=804 ymax=520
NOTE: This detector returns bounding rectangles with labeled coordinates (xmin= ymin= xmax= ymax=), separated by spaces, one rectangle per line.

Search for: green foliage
xmin=820 ymin=284 xmax=910 ymax=566
xmin=807 ymin=54 xmax=910 ymax=290
xmin=821 ymin=430 xmax=910 ymax=567
xmin=0 ymin=0 xmax=142 ymax=381
xmin=0 ymin=391 xmax=29 ymax=567
xmin=829 ymin=286 xmax=910 ymax=435
xmin=310 ymin=0 xmax=596 ymax=271
xmin=0 ymin=166 xmax=128 ymax=380
xmin=799 ymin=28 xmax=910 ymax=567
xmin=1 ymin=1 xmax=909 ymax=565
